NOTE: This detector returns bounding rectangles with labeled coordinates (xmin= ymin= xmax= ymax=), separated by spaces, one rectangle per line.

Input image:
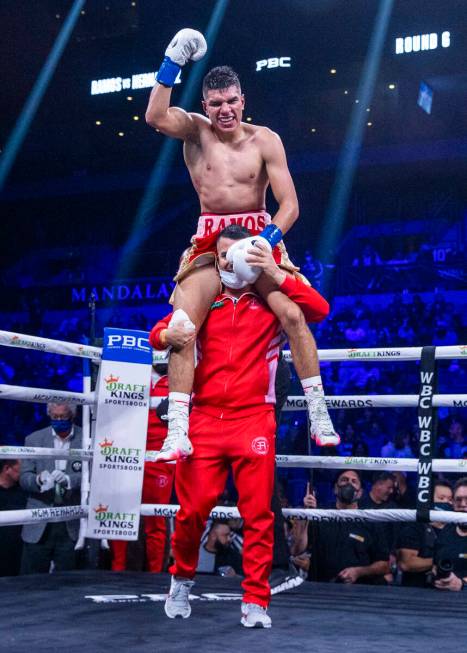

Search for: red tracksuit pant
xmin=111 ymin=461 xmax=175 ymax=572
xmin=170 ymin=408 xmax=276 ymax=607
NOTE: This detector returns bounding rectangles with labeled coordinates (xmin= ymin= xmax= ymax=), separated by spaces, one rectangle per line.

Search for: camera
xmin=435 ymin=559 xmax=453 ymax=580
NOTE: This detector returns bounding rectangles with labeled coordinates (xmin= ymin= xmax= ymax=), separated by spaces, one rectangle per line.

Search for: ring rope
xmin=284 ymin=394 xmax=467 ymax=409
xmin=1 ymin=504 xmax=467 ymax=528
xmin=2 ymin=445 xmax=466 ymax=474
xmin=143 ymin=504 xmax=467 ymax=525
xmin=0 ymin=383 xmax=94 ymax=405
xmin=1 ymin=384 xmax=465 ymax=410
xmin=0 ymin=329 xmax=465 ymax=363
xmin=0 ymin=330 xmax=101 ymax=360
xmin=282 ymin=346 xmax=467 ymax=363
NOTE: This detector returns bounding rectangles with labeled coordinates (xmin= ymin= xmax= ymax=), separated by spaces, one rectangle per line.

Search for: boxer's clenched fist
xmin=157 ymin=28 xmax=207 ymax=87
xmin=165 ymin=28 xmax=207 ymax=66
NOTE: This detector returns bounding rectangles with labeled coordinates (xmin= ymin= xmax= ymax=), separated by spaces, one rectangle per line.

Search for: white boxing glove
xmin=165 ymin=29 xmax=207 ymax=66
xmin=51 ymin=469 xmax=70 ymax=488
xmin=37 ymin=470 xmax=55 ymax=492
xmin=226 ymin=237 xmax=272 ymax=284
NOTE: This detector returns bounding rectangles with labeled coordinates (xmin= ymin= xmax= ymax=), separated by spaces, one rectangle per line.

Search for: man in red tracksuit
xmin=149 ymin=225 xmax=329 ymax=628
xmin=110 ymin=366 xmax=175 ymax=572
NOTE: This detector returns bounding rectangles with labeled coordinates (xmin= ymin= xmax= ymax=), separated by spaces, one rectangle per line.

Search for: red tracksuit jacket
xmin=149 ymin=275 xmax=329 ymax=419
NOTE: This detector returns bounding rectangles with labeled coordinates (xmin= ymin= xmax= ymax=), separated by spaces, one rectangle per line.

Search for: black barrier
xmin=416 ymin=346 xmax=438 ymax=522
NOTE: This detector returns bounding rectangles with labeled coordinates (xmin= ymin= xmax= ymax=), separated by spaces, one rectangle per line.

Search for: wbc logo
xmin=251 ymin=437 xmax=269 ymax=455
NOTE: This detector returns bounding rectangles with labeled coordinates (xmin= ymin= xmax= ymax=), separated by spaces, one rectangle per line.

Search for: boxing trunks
xmin=174 ymin=210 xmax=298 ymax=282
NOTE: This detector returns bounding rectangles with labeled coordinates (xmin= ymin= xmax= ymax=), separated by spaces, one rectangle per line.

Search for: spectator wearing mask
xmin=20 ymin=402 xmax=82 ymax=573
xmin=433 ymin=477 xmax=467 ymax=592
xmin=0 ymin=458 xmax=27 ymax=575
xmin=293 ymin=470 xmax=390 ymax=584
xmin=396 ymin=480 xmax=453 ymax=588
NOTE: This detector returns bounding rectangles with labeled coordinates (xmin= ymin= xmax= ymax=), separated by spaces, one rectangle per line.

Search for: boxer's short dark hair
xmin=217 ymin=225 xmax=251 ymax=241
xmin=202 ymin=66 xmax=241 ymax=97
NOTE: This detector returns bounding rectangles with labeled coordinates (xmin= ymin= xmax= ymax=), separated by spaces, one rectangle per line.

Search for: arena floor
xmin=1 ymin=571 xmax=465 ymax=652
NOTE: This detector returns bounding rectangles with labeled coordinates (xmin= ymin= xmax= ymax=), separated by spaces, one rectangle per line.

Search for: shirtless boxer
xmin=145 ymin=29 xmax=339 ymax=461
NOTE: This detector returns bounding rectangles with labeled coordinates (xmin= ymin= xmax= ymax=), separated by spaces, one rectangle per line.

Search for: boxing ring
xmin=1 ymin=329 xmax=466 ymax=652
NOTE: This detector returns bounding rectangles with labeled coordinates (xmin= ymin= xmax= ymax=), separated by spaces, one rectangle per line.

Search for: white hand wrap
xmin=169 ymin=309 xmax=195 ymax=332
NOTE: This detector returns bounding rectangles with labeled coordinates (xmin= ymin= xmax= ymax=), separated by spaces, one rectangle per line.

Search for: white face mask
xmin=219 ymin=269 xmax=249 ymax=289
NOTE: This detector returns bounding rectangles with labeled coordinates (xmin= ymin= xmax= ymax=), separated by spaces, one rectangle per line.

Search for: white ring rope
xmin=0 ymin=330 xmax=101 ymax=360
xmin=0 ymin=505 xmax=87 ymax=527
xmin=1 ymin=503 xmax=467 ymax=527
xmin=1 ymin=384 xmax=465 ymax=410
xmin=0 ymin=329 xmax=465 ymax=363
xmin=2 ymin=446 xmax=466 ymax=474
xmin=142 ymin=504 xmax=467 ymax=525
xmin=284 ymin=394 xmax=467 ymax=410
xmin=0 ymin=384 xmax=95 ymax=405
xmin=282 ymin=346 xmax=466 ymax=362
xmin=0 ymin=446 xmax=93 ymax=460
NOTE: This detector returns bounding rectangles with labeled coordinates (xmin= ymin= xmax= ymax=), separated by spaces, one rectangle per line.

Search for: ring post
xmin=86 ymin=328 xmax=152 ymax=541
xmin=415 ymin=346 xmax=438 ymax=522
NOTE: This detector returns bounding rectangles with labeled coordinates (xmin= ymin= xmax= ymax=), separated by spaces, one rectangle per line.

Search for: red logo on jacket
xmin=157 ymin=474 xmax=169 ymax=488
xmin=251 ymin=437 xmax=269 ymax=455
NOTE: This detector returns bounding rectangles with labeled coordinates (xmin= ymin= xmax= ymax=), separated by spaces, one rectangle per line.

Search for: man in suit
xmin=20 ymin=402 xmax=83 ymax=573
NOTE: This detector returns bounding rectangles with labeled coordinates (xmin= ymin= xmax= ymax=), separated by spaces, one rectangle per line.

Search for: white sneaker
xmin=155 ymin=417 xmax=193 ymax=463
xmin=308 ymin=395 xmax=341 ymax=447
xmin=240 ymin=602 xmax=272 ymax=628
xmin=164 ymin=576 xmax=195 ymax=619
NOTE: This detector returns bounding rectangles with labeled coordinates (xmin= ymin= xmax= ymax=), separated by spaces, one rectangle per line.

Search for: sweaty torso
xmin=183 ymin=121 xmax=269 ymax=213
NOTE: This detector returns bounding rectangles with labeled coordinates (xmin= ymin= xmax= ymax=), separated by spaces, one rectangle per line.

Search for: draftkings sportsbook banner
xmin=87 ymin=328 xmax=152 ymax=541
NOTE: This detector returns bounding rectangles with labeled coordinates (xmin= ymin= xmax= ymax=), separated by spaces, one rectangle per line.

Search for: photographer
xmin=433 ymin=477 xmax=467 ymax=592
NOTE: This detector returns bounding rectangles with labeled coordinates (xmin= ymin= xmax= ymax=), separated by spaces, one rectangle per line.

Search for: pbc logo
xmin=251 ymin=437 xmax=270 ymax=455
xmin=107 ymin=334 xmax=150 ymax=351
xmin=256 ymin=57 xmax=291 ymax=72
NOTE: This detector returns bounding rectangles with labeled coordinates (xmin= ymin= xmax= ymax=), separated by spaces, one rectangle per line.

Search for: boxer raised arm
xmin=145 ymin=30 xmax=339 ymax=462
